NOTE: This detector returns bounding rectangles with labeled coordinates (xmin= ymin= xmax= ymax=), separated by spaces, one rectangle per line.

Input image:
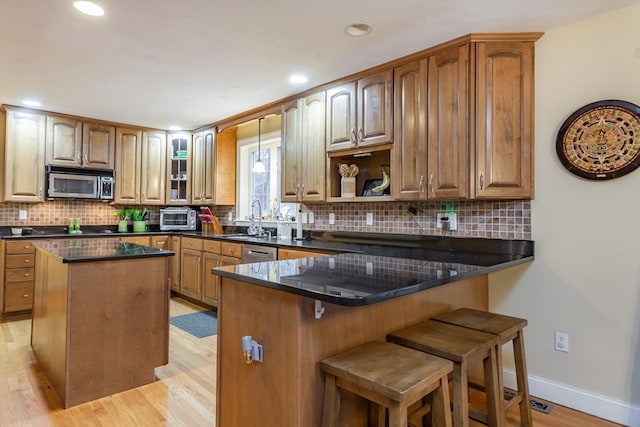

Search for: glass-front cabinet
xmin=167 ymin=132 xmax=192 ymax=204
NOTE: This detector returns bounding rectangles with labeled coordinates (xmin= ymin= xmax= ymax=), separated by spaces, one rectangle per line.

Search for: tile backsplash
xmin=1 ymin=199 xmax=531 ymax=240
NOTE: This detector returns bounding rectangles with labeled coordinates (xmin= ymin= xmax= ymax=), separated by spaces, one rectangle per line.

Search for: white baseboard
xmin=504 ymin=369 xmax=640 ymax=426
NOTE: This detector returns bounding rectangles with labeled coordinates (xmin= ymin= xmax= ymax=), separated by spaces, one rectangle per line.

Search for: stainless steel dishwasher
xmin=241 ymin=244 xmax=277 ymax=263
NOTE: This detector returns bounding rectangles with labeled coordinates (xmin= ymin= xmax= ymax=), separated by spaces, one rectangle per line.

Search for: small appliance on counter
xmin=159 ymin=207 xmax=197 ymax=231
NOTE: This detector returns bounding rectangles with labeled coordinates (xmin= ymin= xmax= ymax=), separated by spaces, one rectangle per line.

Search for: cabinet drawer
xmin=203 ymin=240 xmax=221 ymax=253
xmin=6 ymin=254 xmax=35 ymax=269
xmin=220 ymin=242 xmax=242 ymax=258
xmin=4 ymin=282 xmax=33 ymax=312
xmin=182 ymin=237 xmax=203 ymax=251
xmin=5 ymin=240 xmax=35 ymax=254
xmin=5 ymin=268 xmax=34 ymax=283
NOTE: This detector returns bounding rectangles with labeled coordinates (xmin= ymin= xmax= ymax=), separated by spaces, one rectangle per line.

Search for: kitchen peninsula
xmin=212 ymin=235 xmax=533 ymax=426
xmin=31 ymin=238 xmax=173 ymax=408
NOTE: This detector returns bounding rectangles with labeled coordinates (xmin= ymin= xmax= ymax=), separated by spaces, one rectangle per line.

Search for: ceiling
xmin=1 ymin=0 xmax=638 ymax=131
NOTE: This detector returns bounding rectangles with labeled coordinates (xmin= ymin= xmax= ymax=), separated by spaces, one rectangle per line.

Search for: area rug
xmin=169 ymin=310 xmax=217 ymax=338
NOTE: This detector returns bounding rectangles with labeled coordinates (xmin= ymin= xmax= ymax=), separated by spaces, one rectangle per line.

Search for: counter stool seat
xmin=388 ymin=320 xmax=503 ymax=427
xmin=320 ymin=340 xmax=453 ymax=427
xmin=432 ymin=308 xmax=532 ymax=427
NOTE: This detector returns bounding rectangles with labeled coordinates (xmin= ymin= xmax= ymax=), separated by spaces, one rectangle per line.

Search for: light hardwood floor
xmin=0 ymin=298 xmax=623 ymax=426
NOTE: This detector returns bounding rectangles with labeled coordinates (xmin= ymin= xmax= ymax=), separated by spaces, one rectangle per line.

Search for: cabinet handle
xmin=350 ymin=129 xmax=357 ymax=143
xmin=24 ymin=259 xmax=31 ymax=263
xmin=429 ymin=174 xmax=434 ymax=193
xmin=23 ymin=294 xmax=29 ymax=298
xmin=84 ymin=154 xmax=88 ymax=164
xmin=479 ymin=172 xmax=484 ymax=190
xmin=24 ymin=273 xmax=30 ymax=277
xmin=358 ymin=128 xmax=364 ymax=142
xmin=418 ymin=175 xmax=424 ymax=193
xmin=24 ymin=245 xmax=31 ymax=249
xmin=301 ymin=184 xmax=306 ymax=198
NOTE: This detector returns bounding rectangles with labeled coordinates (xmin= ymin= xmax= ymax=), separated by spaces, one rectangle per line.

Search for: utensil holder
xmin=341 ymin=177 xmax=356 ymax=198
xmin=133 ymin=221 xmax=146 ymax=233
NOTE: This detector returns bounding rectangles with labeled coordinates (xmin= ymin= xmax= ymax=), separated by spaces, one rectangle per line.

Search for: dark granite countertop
xmin=34 ymin=238 xmax=174 ymax=263
xmin=212 ymin=233 xmax=534 ymax=306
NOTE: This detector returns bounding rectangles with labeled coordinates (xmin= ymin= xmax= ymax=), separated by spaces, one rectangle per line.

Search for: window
xmin=236 ymin=128 xmax=296 ymax=221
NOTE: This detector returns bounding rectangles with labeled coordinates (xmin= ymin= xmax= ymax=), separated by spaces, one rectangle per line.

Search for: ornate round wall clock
xmin=556 ymin=99 xmax=640 ymax=180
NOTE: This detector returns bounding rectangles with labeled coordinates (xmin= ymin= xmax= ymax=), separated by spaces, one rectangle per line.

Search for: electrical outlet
xmin=329 ymin=213 xmax=335 ymax=225
xmin=19 ymin=209 xmax=27 ymax=220
xmin=308 ymin=212 xmax=314 ymax=224
xmin=435 ymin=213 xmax=457 ymax=230
xmin=555 ymin=331 xmax=569 ymax=352
xmin=366 ymin=213 xmax=373 ymax=225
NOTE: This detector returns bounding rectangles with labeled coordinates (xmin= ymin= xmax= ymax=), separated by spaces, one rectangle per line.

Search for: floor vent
xmin=504 ymin=389 xmax=554 ymax=414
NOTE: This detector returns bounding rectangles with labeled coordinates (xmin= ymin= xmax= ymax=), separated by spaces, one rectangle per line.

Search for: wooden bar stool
xmin=432 ymin=308 xmax=532 ymax=427
xmin=387 ymin=320 xmax=503 ymax=427
xmin=320 ymin=340 xmax=453 ymax=427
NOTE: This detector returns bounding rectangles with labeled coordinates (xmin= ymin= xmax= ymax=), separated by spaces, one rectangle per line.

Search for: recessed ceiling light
xmin=169 ymin=126 xmax=182 ymax=131
xmin=289 ymin=75 xmax=308 ymax=84
xmin=74 ymin=1 xmax=105 ymax=17
xmin=345 ymin=23 xmax=372 ymax=37
xmin=22 ymin=100 xmax=42 ymax=107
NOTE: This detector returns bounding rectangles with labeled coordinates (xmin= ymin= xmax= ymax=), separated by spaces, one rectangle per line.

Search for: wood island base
xmin=31 ymin=248 xmax=170 ymax=408
xmin=217 ymin=275 xmax=488 ymax=427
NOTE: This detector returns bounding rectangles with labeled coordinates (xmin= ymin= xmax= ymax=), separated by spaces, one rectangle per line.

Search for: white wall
xmin=490 ymin=4 xmax=640 ymax=425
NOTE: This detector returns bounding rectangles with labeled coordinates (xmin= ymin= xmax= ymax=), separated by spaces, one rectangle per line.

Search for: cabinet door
xmin=326 ymin=82 xmax=356 ymax=152
xmin=191 ymin=131 xmax=205 ymax=204
xmin=281 ymin=99 xmax=301 ymax=202
xmin=170 ymin=236 xmax=181 ymax=291
xmin=180 ymin=248 xmax=202 ymax=300
xmin=393 ymin=59 xmax=427 ymax=200
xmin=141 ymin=130 xmax=167 ymax=205
xmin=214 ymin=126 xmax=236 ymax=205
xmin=83 ymin=122 xmax=115 ymax=170
xmin=151 ymin=235 xmax=170 ymax=250
xmin=475 ymin=41 xmax=534 ymax=199
xmin=202 ymin=252 xmax=220 ymax=306
xmin=114 ymin=127 xmax=142 ymax=204
xmin=192 ymin=128 xmax=216 ymax=204
xmin=3 ymin=109 xmax=46 ymax=202
xmin=357 ymin=69 xmax=393 ymax=147
xmin=167 ymin=133 xmax=191 ymax=204
xmin=427 ymin=44 xmax=470 ymax=199
xmin=45 ymin=115 xmax=82 ymax=167
xmin=119 ymin=236 xmax=150 ymax=246
xmin=300 ymin=91 xmax=325 ymax=202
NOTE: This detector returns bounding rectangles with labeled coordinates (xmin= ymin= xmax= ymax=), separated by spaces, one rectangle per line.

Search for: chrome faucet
xmin=248 ymin=198 xmax=265 ymax=236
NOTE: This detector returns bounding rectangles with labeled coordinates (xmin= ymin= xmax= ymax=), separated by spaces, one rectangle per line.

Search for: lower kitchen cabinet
xmin=180 ymin=237 xmax=203 ymax=300
xmin=277 ymin=247 xmax=335 ymax=260
xmin=119 ymin=235 xmax=151 ymax=246
xmin=170 ymin=236 xmax=181 ymax=291
xmin=0 ymin=240 xmax=36 ymax=319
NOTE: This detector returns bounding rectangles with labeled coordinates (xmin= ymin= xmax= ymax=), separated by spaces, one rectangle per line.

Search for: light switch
xmin=19 ymin=210 xmax=27 ymax=220
xmin=301 ymin=212 xmax=308 ymax=224
xmin=329 ymin=213 xmax=335 ymax=225
xmin=308 ymin=212 xmax=314 ymax=224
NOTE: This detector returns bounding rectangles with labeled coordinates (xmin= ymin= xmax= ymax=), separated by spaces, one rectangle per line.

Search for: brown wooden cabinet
xmin=393 ymin=36 xmax=537 ymax=201
xmin=45 ymin=116 xmax=115 ymax=170
xmin=180 ymin=237 xmax=203 ymax=300
xmin=170 ymin=236 xmax=181 ymax=292
xmin=191 ymin=127 xmax=215 ymax=204
xmin=326 ymin=69 xmax=393 ymax=152
xmin=277 ymin=247 xmax=334 ymax=260
xmin=474 ymin=40 xmax=535 ymax=199
xmin=114 ymin=127 xmax=142 ymax=204
xmin=140 ymin=130 xmax=167 ymax=205
xmin=119 ymin=235 xmax=151 ymax=246
xmin=0 ymin=240 xmax=36 ymax=316
xmin=81 ymin=121 xmax=116 ymax=169
xmin=167 ymin=132 xmax=192 ymax=204
xmin=1 ymin=107 xmax=46 ymax=202
xmin=281 ymin=92 xmax=326 ymax=202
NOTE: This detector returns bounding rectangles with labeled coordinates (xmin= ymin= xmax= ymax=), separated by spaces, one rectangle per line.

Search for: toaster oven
xmin=159 ymin=207 xmax=197 ymax=231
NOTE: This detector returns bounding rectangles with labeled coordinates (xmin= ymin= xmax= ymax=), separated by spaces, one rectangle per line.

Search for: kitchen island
xmin=212 ymin=236 xmax=534 ymax=426
xmin=31 ymin=238 xmax=173 ymax=408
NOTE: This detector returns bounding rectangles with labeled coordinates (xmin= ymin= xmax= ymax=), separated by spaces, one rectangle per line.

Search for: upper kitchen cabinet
xmin=473 ymin=40 xmax=536 ymax=199
xmin=426 ymin=43 xmax=470 ymax=199
xmin=45 ymin=116 xmax=115 ymax=170
xmin=140 ymin=130 xmax=167 ymax=205
xmin=167 ymin=132 xmax=192 ymax=204
xmin=281 ymin=92 xmax=326 ymax=203
xmin=212 ymin=126 xmax=237 ymax=205
xmin=326 ymin=69 xmax=393 ymax=152
xmin=191 ymin=127 xmax=215 ymax=205
xmin=114 ymin=127 xmax=142 ymax=204
xmin=0 ymin=107 xmax=46 ymax=202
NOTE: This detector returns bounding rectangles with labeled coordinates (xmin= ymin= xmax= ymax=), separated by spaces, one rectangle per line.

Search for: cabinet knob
xmin=24 ymin=245 xmax=31 ymax=249
xmin=24 ymin=273 xmax=30 ymax=277
xmin=24 ymin=259 xmax=31 ymax=263
xmin=23 ymin=294 xmax=29 ymax=298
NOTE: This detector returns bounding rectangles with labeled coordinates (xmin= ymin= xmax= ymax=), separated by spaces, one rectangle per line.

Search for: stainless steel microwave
xmin=160 ymin=207 xmax=197 ymax=230
xmin=45 ymin=166 xmax=114 ymax=200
